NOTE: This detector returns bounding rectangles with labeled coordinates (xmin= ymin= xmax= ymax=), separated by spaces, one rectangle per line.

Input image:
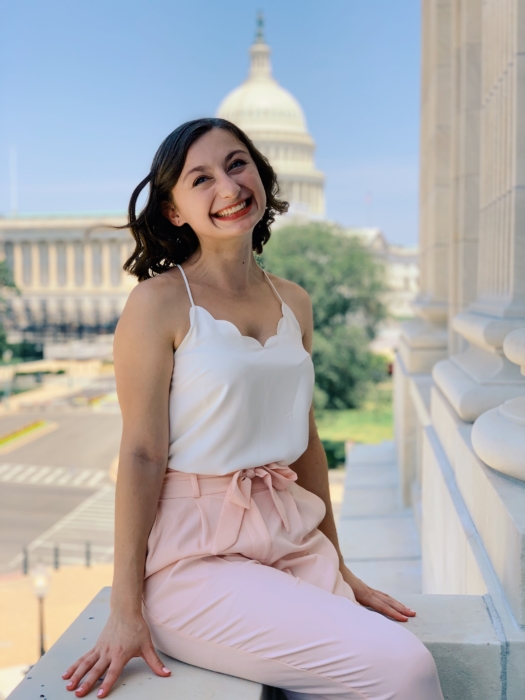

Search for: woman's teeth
xmin=214 ymin=199 xmax=250 ymax=218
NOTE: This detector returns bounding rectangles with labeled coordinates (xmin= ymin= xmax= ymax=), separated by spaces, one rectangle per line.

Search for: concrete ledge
xmin=400 ymin=594 xmax=502 ymax=700
xmin=7 ymin=588 xmax=266 ymax=700
xmin=5 ymin=586 xmax=510 ymax=700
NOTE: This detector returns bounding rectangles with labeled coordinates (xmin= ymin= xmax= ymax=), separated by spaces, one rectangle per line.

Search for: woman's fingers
xmin=374 ymin=590 xmax=416 ymax=616
xmin=73 ymin=660 xmax=110 ymax=697
xmin=142 ymin=644 xmax=171 ymax=677
xmin=371 ymin=596 xmax=409 ymax=622
xmin=96 ymin=660 xmax=125 ymax=698
xmin=65 ymin=654 xmax=98 ymax=691
xmin=63 ymin=651 xmax=93 ymax=680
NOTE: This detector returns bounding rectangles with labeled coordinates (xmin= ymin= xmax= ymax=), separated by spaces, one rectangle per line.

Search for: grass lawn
xmin=316 ymin=381 xmax=394 ymax=444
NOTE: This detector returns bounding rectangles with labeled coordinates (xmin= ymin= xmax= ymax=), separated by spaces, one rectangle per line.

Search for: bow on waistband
xmin=211 ymin=461 xmax=297 ymax=556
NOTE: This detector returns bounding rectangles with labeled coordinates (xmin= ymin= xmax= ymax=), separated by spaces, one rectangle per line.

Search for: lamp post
xmin=31 ymin=563 xmax=50 ymax=657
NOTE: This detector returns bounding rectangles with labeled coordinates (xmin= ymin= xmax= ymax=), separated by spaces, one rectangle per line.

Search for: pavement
xmin=0 ymin=376 xmax=121 ymax=575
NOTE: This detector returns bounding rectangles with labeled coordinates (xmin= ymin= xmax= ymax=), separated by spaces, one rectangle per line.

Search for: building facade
xmin=394 ymin=0 xmax=525 ymax=693
xmin=349 ymin=228 xmax=419 ymax=318
xmin=216 ymin=17 xmax=325 ymax=217
xmin=0 ymin=215 xmax=134 ymax=342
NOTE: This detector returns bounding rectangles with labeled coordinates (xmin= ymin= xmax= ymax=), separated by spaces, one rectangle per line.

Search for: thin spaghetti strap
xmin=176 ymin=264 xmax=195 ymax=307
xmin=262 ymin=269 xmax=284 ymax=304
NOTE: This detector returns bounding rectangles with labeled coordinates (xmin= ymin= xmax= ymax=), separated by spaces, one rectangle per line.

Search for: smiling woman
xmin=120 ymin=118 xmax=288 ymax=281
xmin=61 ymin=118 xmax=443 ymax=700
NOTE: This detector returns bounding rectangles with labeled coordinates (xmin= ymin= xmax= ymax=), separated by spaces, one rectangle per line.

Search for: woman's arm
xmin=291 ymin=286 xmax=415 ymax=623
xmin=62 ymin=281 xmax=178 ymax=697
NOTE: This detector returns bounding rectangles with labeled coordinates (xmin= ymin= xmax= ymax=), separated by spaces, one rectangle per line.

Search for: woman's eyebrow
xmin=183 ymin=149 xmax=249 ymax=182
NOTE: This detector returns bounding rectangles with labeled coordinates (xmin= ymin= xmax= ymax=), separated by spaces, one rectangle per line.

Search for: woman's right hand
xmin=62 ymin=611 xmax=171 ymax=698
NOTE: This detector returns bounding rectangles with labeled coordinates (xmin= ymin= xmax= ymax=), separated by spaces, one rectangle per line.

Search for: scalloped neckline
xmin=193 ymin=303 xmax=287 ymax=349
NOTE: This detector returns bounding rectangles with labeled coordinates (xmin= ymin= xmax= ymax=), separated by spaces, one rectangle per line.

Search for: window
xmin=74 ymin=242 xmax=84 ymax=287
xmin=110 ymin=242 xmax=121 ymax=286
xmin=22 ymin=243 xmax=32 ymax=286
xmin=92 ymin=243 xmax=102 ymax=286
xmin=56 ymin=242 xmax=67 ymax=286
xmin=39 ymin=242 xmax=49 ymax=287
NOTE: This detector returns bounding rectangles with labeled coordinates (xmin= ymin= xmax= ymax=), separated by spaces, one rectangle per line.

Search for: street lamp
xmin=31 ymin=563 xmax=50 ymax=657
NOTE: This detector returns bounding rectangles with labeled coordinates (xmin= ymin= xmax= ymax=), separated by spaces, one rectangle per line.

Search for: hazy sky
xmin=0 ymin=0 xmax=421 ymax=246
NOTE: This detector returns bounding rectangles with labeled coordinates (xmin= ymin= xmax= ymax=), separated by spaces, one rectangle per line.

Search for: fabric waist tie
xmin=161 ymin=462 xmax=298 ymax=555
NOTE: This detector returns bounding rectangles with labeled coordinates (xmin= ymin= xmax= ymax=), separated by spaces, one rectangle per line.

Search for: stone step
xmin=340 ymin=440 xmax=422 ymax=595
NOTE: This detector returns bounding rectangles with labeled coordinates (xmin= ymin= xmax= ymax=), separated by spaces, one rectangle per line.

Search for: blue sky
xmin=0 ymin=0 xmax=421 ymax=246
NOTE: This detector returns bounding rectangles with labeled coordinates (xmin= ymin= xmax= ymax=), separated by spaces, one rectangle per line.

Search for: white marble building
xmin=392 ymin=0 xmax=525 ymax=695
xmin=0 ymin=215 xmax=133 ymax=341
xmin=348 ymin=228 xmax=419 ymax=318
xmin=217 ymin=16 xmax=325 ymax=217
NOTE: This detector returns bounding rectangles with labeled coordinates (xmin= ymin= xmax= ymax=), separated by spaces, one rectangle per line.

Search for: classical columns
xmin=433 ymin=0 xmax=525 ymax=422
xmin=398 ymin=0 xmax=452 ymax=376
xmin=395 ymin=0 xmax=453 ymax=503
xmin=448 ymin=0 xmax=482 ymax=354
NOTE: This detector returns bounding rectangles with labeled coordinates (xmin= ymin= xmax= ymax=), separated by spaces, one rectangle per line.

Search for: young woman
xmin=62 ymin=118 xmax=444 ymax=699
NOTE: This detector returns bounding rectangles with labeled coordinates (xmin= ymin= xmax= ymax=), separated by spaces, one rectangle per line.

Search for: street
xmin=0 ymin=378 xmax=121 ymax=573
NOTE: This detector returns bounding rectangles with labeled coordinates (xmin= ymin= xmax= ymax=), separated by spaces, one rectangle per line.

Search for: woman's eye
xmin=193 ymin=175 xmax=208 ymax=186
xmin=229 ymin=159 xmax=247 ymax=170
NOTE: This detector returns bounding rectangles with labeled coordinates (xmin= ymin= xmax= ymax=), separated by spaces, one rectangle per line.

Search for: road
xmin=0 ymin=377 xmax=121 ymax=573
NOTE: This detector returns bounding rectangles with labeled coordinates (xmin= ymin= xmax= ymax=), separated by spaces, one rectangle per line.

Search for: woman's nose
xmin=216 ymin=171 xmax=241 ymax=199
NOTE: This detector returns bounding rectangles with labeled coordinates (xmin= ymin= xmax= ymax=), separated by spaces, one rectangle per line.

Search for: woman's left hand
xmin=340 ymin=564 xmax=416 ymax=622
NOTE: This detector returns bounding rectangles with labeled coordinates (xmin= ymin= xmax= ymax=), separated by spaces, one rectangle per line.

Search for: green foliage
xmin=262 ymin=222 xmax=389 ymax=409
xmin=320 ymin=439 xmax=346 ymax=469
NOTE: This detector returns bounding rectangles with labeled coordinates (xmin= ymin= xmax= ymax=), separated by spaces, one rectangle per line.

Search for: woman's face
xmin=166 ymin=128 xmax=267 ymax=241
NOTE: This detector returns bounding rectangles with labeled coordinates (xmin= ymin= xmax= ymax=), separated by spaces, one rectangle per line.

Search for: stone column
xmin=13 ymin=243 xmax=23 ymax=289
xmin=395 ymin=0 xmax=453 ymax=504
xmin=448 ymin=0 xmax=482 ymax=354
xmin=433 ymin=0 xmax=525 ymax=422
xmin=471 ymin=327 xmax=525 ymax=480
xmin=49 ymin=243 xmax=58 ymax=289
xmin=101 ymin=243 xmax=110 ymax=288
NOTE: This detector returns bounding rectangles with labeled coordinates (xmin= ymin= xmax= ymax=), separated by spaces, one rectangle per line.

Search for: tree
xmin=261 ymin=221 xmax=388 ymax=409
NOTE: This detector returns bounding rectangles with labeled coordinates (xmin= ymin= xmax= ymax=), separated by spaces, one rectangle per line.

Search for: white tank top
xmin=167 ymin=264 xmax=315 ymax=475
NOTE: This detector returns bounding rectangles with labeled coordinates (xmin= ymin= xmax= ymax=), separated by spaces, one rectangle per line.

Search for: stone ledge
xmin=6 ymin=587 xmax=508 ymax=700
xmin=399 ymin=594 xmax=502 ymax=700
xmin=6 ymin=588 xmax=266 ymax=700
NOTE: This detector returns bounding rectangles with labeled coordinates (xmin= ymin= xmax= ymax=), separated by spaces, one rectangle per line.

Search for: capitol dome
xmin=216 ymin=17 xmax=325 ymax=217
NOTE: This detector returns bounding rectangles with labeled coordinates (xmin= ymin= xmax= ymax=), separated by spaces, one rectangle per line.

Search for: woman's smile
xmin=212 ymin=196 xmax=254 ymax=221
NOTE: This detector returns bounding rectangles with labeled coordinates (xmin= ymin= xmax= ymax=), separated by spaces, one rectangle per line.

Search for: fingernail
xmin=97 ymin=691 xmax=104 ymax=698
xmin=67 ymin=682 xmax=73 ymax=688
xmin=162 ymin=667 xmax=170 ymax=673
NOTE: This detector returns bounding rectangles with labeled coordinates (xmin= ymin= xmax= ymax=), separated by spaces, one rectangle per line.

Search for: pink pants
xmin=143 ymin=464 xmax=443 ymax=700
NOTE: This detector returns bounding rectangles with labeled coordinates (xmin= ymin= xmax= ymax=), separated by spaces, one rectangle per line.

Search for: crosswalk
xmin=0 ymin=463 xmax=108 ymax=488
xmin=5 ymin=484 xmax=115 ymax=572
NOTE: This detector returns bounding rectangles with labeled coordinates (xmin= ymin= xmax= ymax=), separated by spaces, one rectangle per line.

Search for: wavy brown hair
xmin=120 ymin=118 xmax=289 ymax=281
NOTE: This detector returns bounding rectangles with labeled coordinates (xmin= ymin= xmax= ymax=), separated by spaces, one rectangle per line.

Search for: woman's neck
xmin=185 ymin=234 xmax=261 ymax=292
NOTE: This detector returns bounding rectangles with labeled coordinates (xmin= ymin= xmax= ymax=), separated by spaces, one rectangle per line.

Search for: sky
xmin=0 ymin=0 xmax=421 ymax=246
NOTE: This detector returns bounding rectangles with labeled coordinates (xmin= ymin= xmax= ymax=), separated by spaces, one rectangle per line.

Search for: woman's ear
xmin=161 ymin=199 xmax=184 ymax=226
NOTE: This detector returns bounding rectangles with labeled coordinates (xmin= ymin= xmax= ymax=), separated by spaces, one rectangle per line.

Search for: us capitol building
xmin=0 ymin=19 xmax=417 ymax=344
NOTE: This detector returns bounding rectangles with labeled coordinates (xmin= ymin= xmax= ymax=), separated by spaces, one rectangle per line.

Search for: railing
xmin=13 ymin=541 xmax=114 ymax=575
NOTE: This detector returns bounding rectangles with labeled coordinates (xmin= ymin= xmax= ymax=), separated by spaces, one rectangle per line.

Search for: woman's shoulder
xmin=264 ymin=271 xmax=312 ymax=334
xmin=118 ymin=267 xmax=191 ymax=339
xmin=264 ymin=271 xmax=312 ymax=310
